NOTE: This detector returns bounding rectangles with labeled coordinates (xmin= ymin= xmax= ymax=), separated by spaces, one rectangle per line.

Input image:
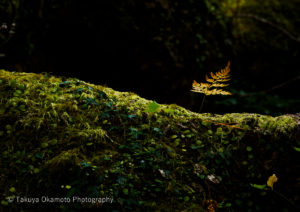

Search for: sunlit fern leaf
xmin=191 ymin=81 xmax=210 ymax=93
xmin=191 ymin=86 xmax=208 ymax=93
xmin=192 ymin=80 xmax=200 ymax=87
xmin=191 ymin=61 xmax=232 ymax=96
xmin=211 ymin=83 xmax=230 ymax=88
xmin=218 ymin=90 xmax=232 ymax=95
xmin=209 ymin=72 xmax=217 ymax=80
xmin=208 ymin=62 xmax=231 ymax=81
xmin=217 ymin=78 xmax=231 ymax=82
xmin=205 ymin=75 xmax=214 ymax=83
xmin=192 ymin=80 xmax=210 ymax=88
xmin=218 ymin=61 xmax=231 ymax=76
xmin=207 ymin=88 xmax=231 ymax=96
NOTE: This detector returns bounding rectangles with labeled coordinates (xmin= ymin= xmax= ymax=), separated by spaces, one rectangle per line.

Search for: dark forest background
xmin=0 ymin=0 xmax=299 ymax=115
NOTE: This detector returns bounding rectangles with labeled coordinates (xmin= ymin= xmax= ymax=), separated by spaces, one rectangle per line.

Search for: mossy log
xmin=0 ymin=70 xmax=299 ymax=211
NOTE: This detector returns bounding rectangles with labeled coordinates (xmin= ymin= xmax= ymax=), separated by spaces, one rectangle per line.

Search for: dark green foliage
xmin=0 ymin=70 xmax=299 ymax=211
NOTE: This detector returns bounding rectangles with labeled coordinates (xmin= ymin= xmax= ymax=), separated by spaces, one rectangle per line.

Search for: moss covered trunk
xmin=0 ymin=70 xmax=299 ymax=211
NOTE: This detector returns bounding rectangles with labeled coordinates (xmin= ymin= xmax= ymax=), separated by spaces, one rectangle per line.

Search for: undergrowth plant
xmin=192 ymin=61 xmax=232 ymax=112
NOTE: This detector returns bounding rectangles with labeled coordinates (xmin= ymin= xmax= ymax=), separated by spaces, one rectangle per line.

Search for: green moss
xmin=0 ymin=69 xmax=299 ymax=211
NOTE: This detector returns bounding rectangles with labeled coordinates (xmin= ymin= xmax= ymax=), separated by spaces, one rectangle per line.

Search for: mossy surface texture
xmin=0 ymin=70 xmax=299 ymax=211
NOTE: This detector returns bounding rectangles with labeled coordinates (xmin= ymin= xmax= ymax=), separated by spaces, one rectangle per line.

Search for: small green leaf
xmin=81 ymin=161 xmax=91 ymax=168
xmin=153 ymin=127 xmax=162 ymax=134
xmin=184 ymin=196 xmax=190 ymax=202
xmin=293 ymin=147 xmax=300 ymax=152
xmin=174 ymin=138 xmax=180 ymax=147
xmin=19 ymin=105 xmax=26 ymax=112
xmin=13 ymin=90 xmax=22 ymax=96
xmin=35 ymin=152 xmax=44 ymax=159
xmin=41 ymin=142 xmax=48 ymax=148
xmin=145 ymin=101 xmax=160 ymax=113
xmin=190 ymin=144 xmax=199 ymax=149
xmin=1 ymin=200 xmax=8 ymax=206
xmin=246 ymin=146 xmax=252 ymax=152
xmin=65 ymin=185 xmax=72 ymax=189
xmin=49 ymin=139 xmax=57 ymax=145
xmin=250 ymin=184 xmax=267 ymax=190
xmin=196 ymin=140 xmax=202 ymax=145
xmin=123 ymin=188 xmax=129 ymax=195
xmin=183 ymin=130 xmax=190 ymax=134
xmin=186 ymin=134 xmax=194 ymax=138
xmin=9 ymin=187 xmax=16 ymax=193
xmin=86 ymin=142 xmax=93 ymax=146
xmin=155 ymin=179 xmax=163 ymax=184
xmin=225 ymin=202 xmax=232 ymax=207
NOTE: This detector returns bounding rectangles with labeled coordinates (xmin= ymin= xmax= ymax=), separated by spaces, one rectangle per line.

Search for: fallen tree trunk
xmin=0 ymin=69 xmax=299 ymax=211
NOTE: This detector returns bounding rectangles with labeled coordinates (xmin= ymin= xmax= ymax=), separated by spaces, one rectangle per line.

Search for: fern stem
xmin=198 ymin=95 xmax=206 ymax=113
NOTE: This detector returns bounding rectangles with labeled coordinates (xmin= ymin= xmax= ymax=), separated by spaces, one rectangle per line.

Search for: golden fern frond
xmin=192 ymin=80 xmax=210 ymax=87
xmin=192 ymin=80 xmax=203 ymax=87
xmin=216 ymin=89 xmax=232 ymax=95
xmin=209 ymin=72 xmax=217 ymax=80
xmin=205 ymin=75 xmax=214 ymax=83
xmin=211 ymin=83 xmax=229 ymax=88
xmin=218 ymin=61 xmax=231 ymax=76
xmin=191 ymin=81 xmax=210 ymax=93
xmin=191 ymin=61 xmax=232 ymax=96
xmin=212 ymin=62 xmax=230 ymax=79
xmin=206 ymin=88 xmax=232 ymax=95
xmin=206 ymin=62 xmax=231 ymax=84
